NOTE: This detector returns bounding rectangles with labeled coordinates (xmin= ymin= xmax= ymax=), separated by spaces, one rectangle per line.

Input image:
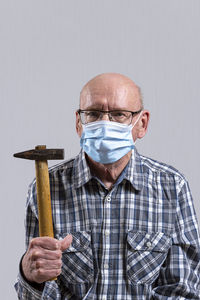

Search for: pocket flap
xmin=60 ymin=231 xmax=91 ymax=253
xmin=127 ymin=231 xmax=171 ymax=252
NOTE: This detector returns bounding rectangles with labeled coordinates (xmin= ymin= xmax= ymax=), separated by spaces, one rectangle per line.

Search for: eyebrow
xmin=79 ymin=107 xmax=135 ymax=111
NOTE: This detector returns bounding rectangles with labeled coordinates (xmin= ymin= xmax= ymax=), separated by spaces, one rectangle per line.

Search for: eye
xmin=85 ymin=111 xmax=100 ymax=118
xmin=111 ymin=111 xmax=127 ymax=118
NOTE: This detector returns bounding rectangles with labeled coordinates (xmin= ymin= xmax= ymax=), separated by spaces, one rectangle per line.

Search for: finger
xmin=35 ymin=258 xmax=62 ymax=271
xmin=31 ymin=249 xmax=62 ymax=261
xmin=60 ymin=234 xmax=73 ymax=252
xmin=30 ymin=237 xmax=59 ymax=251
xmin=33 ymin=268 xmax=61 ymax=284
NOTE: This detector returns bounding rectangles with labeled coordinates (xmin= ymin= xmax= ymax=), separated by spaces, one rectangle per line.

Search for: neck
xmin=86 ymin=151 xmax=132 ymax=190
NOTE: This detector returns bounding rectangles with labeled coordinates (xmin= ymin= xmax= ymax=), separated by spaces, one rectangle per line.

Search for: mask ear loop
xmin=131 ymin=110 xmax=143 ymax=149
xmin=131 ymin=110 xmax=143 ymax=129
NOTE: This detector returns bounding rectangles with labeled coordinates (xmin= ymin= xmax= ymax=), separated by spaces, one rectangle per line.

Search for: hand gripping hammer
xmin=14 ymin=145 xmax=64 ymax=238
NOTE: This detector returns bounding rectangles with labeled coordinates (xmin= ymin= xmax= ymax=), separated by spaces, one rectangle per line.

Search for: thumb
xmin=60 ymin=234 xmax=73 ymax=251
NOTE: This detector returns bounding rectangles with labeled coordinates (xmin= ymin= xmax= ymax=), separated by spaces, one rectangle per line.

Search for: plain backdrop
xmin=0 ymin=1 xmax=200 ymax=298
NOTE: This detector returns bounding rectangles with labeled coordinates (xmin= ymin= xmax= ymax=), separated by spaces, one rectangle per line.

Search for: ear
xmin=132 ymin=110 xmax=150 ymax=141
xmin=137 ymin=110 xmax=150 ymax=139
xmin=76 ymin=111 xmax=83 ymax=137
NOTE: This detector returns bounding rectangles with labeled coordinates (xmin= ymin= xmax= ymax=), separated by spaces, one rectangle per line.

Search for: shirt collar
xmin=72 ymin=148 xmax=144 ymax=191
xmin=72 ymin=149 xmax=93 ymax=188
xmin=124 ymin=148 xmax=144 ymax=191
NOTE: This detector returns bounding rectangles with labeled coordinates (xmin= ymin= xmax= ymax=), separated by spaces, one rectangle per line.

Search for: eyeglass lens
xmin=81 ymin=111 xmax=133 ymax=124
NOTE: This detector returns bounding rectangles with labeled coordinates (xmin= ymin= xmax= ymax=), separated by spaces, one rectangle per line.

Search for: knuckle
xmin=37 ymin=268 xmax=44 ymax=277
xmin=31 ymin=250 xmax=40 ymax=260
xmin=30 ymin=237 xmax=38 ymax=246
xmin=29 ymin=239 xmax=35 ymax=248
xmin=55 ymin=250 xmax=62 ymax=259
xmin=35 ymin=260 xmax=42 ymax=269
xmin=56 ymin=269 xmax=61 ymax=276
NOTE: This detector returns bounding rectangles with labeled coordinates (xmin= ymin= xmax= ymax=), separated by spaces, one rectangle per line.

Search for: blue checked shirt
xmin=15 ymin=149 xmax=200 ymax=299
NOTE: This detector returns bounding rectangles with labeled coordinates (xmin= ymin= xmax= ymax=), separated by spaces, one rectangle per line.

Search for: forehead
xmin=80 ymin=82 xmax=141 ymax=111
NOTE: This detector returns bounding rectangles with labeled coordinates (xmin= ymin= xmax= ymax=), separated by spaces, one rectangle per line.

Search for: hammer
xmin=13 ymin=145 xmax=64 ymax=238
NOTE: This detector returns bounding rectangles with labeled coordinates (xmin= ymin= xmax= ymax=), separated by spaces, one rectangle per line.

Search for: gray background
xmin=0 ymin=1 xmax=199 ymax=298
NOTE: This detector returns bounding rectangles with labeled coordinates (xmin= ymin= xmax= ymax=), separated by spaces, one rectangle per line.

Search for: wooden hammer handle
xmin=35 ymin=158 xmax=57 ymax=281
xmin=35 ymin=160 xmax=54 ymax=238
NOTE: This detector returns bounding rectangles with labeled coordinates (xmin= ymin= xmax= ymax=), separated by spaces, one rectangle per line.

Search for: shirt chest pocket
xmin=126 ymin=231 xmax=172 ymax=285
xmin=59 ymin=231 xmax=94 ymax=284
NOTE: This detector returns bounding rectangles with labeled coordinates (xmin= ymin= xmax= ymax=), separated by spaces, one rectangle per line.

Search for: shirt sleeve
xmin=15 ymin=271 xmax=62 ymax=300
xmin=152 ymin=178 xmax=200 ymax=299
xmin=14 ymin=272 xmax=43 ymax=300
xmin=14 ymin=181 xmax=73 ymax=300
xmin=14 ymin=182 xmax=66 ymax=300
xmin=14 ymin=182 xmax=43 ymax=299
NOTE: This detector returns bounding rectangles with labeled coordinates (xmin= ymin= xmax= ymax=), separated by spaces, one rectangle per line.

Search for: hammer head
xmin=13 ymin=145 xmax=64 ymax=161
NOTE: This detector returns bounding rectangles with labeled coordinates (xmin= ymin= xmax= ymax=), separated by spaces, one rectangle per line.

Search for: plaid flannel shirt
xmin=15 ymin=149 xmax=200 ymax=299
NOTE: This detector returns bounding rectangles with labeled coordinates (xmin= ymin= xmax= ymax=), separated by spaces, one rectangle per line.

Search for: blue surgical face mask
xmin=80 ymin=111 xmax=142 ymax=164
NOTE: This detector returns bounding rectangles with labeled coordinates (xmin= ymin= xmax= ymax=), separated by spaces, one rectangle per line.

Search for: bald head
xmin=80 ymin=73 xmax=143 ymax=110
xmin=76 ymin=73 xmax=149 ymax=141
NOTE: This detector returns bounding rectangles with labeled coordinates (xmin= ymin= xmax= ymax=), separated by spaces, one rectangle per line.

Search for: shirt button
xmin=106 ymin=196 xmax=111 ymax=202
xmin=104 ymin=263 xmax=109 ymax=269
xmin=102 ymin=297 xmax=106 ymax=300
xmin=146 ymin=241 xmax=152 ymax=248
xmin=105 ymin=230 xmax=110 ymax=236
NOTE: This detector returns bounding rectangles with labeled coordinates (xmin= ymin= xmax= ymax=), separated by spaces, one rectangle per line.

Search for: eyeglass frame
xmin=77 ymin=108 xmax=143 ymax=125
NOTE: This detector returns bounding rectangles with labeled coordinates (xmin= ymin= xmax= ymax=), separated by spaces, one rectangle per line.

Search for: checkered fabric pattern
xmin=15 ymin=149 xmax=200 ymax=299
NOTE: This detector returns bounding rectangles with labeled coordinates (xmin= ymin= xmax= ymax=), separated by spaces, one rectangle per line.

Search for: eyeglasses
xmin=77 ymin=109 xmax=142 ymax=125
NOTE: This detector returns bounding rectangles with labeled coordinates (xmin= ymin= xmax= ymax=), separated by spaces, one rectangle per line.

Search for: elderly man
xmin=15 ymin=73 xmax=200 ymax=299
